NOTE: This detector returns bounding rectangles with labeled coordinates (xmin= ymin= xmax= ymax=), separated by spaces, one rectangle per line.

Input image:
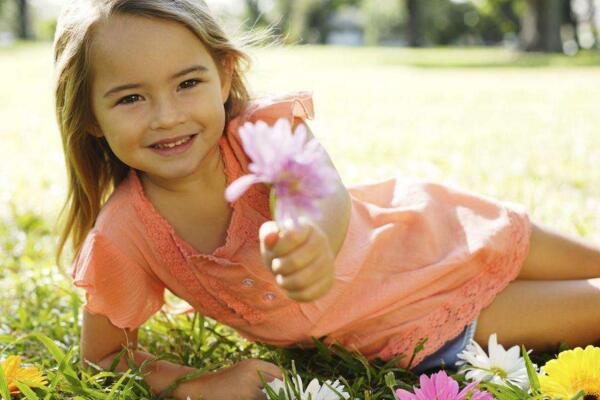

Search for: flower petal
xmin=395 ymin=388 xmax=418 ymax=400
xmin=225 ymin=174 xmax=262 ymax=202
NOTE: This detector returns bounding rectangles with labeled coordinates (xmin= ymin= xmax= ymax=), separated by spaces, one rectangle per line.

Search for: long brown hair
xmin=54 ymin=0 xmax=258 ymax=267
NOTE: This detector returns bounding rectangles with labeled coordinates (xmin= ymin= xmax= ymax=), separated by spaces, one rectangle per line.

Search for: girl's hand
xmin=259 ymin=218 xmax=335 ymax=302
xmin=174 ymin=359 xmax=282 ymax=400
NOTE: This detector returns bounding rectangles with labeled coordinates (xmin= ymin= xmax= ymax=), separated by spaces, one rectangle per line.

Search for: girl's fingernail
xmin=265 ymin=232 xmax=279 ymax=248
xmin=272 ymin=258 xmax=282 ymax=272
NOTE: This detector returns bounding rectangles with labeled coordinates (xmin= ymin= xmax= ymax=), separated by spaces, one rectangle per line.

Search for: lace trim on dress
xmin=373 ymin=208 xmax=532 ymax=368
xmin=128 ymin=169 xmax=264 ymax=325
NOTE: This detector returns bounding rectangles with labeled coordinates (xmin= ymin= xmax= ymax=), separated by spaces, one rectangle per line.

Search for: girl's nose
xmin=149 ymin=95 xmax=186 ymax=130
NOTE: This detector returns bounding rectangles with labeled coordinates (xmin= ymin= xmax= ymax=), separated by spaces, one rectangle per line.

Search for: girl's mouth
xmin=149 ymin=134 xmax=197 ymax=155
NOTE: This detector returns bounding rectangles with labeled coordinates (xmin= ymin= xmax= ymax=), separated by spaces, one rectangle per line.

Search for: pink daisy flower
xmin=225 ymin=118 xmax=338 ymax=225
xmin=395 ymin=371 xmax=494 ymax=400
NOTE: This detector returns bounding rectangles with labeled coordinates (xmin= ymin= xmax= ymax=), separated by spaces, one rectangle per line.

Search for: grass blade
xmin=13 ymin=381 xmax=40 ymax=400
xmin=106 ymin=369 xmax=131 ymax=400
xmin=29 ymin=333 xmax=65 ymax=365
xmin=522 ymin=345 xmax=540 ymax=391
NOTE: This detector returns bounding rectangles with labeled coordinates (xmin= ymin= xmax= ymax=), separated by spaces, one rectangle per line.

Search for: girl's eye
xmin=179 ymin=79 xmax=200 ymax=90
xmin=117 ymin=94 xmax=142 ymax=105
xmin=115 ymin=79 xmax=200 ymax=106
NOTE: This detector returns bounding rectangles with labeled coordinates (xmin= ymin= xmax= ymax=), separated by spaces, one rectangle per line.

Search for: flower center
xmin=276 ymin=171 xmax=302 ymax=194
xmin=571 ymin=376 xmax=600 ymax=400
xmin=490 ymin=367 xmax=508 ymax=379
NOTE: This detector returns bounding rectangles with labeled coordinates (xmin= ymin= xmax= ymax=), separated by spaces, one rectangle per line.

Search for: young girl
xmin=54 ymin=1 xmax=600 ymax=399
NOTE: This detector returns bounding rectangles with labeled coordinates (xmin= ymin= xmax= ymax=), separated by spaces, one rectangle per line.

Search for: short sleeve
xmin=70 ymin=229 xmax=165 ymax=330
xmin=224 ymin=91 xmax=317 ymax=176
xmin=242 ymin=91 xmax=314 ymax=126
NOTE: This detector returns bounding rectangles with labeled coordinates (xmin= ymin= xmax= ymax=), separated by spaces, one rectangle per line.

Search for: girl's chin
xmin=141 ymin=160 xmax=207 ymax=183
xmin=145 ymin=167 xmax=199 ymax=182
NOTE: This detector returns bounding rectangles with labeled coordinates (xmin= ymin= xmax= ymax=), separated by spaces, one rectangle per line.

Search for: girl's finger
xmin=270 ymin=220 xmax=312 ymax=258
xmin=259 ymin=221 xmax=280 ymax=269
xmin=275 ymin=253 xmax=330 ymax=291
xmin=271 ymin=230 xmax=323 ymax=276
xmin=256 ymin=367 xmax=283 ymax=382
xmin=286 ymin=275 xmax=334 ymax=303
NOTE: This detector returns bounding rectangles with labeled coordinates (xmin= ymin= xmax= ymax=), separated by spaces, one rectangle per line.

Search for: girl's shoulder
xmin=95 ymin=170 xmax=135 ymax=228
xmin=232 ymin=91 xmax=315 ymax=129
xmin=73 ymin=169 xmax=154 ymax=274
xmin=93 ymin=169 xmax=145 ymax=243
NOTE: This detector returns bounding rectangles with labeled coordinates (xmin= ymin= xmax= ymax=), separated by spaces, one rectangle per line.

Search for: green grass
xmin=1 ymin=41 xmax=600 ymax=399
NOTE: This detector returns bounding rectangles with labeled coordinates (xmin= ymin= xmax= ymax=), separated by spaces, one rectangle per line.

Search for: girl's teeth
xmin=155 ymin=136 xmax=190 ymax=149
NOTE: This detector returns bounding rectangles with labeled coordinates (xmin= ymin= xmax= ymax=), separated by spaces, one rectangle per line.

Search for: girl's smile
xmin=148 ymin=133 xmax=198 ymax=156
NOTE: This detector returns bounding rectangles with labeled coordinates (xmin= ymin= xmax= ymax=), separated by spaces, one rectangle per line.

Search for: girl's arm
xmin=82 ymin=309 xmax=282 ymax=399
xmin=300 ymin=121 xmax=352 ymax=255
xmin=82 ymin=309 xmax=197 ymax=397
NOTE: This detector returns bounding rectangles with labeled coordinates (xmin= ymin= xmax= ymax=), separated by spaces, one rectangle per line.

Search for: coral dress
xmin=71 ymin=91 xmax=531 ymax=368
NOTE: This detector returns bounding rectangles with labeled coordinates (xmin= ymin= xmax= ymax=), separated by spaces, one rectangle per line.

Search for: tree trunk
xmin=589 ymin=0 xmax=598 ymax=48
xmin=521 ymin=0 xmax=564 ymax=52
xmin=564 ymin=0 xmax=580 ymax=47
xmin=274 ymin=0 xmax=293 ymax=37
xmin=406 ymin=0 xmax=422 ymax=47
xmin=17 ymin=0 xmax=32 ymax=40
xmin=245 ymin=0 xmax=264 ymax=28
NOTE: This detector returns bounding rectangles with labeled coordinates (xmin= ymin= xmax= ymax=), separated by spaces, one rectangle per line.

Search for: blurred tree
xmin=362 ymin=0 xmax=404 ymax=45
xmin=590 ymin=0 xmax=599 ymax=47
xmin=244 ymin=0 xmax=268 ymax=28
xmin=520 ymin=0 xmax=564 ymax=52
xmin=273 ymin=0 xmax=293 ymax=36
xmin=405 ymin=0 xmax=423 ymax=46
xmin=17 ymin=0 xmax=31 ymax=39
xmin=297 ymin=0 xmax=363 ymax=43
xmin=563 ymin=0 xmax=580 ymax=47
xmin=414 ymin=0 xmax=481 ymax=45
xmin=246 ymin=0 xmax=362 ymax=44
xmin=472 ymin=0 xmax=524 ymax=43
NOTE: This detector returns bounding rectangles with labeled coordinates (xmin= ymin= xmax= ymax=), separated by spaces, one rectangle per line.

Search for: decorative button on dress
xmin=71 ymin=91 xmax=531 ymax=368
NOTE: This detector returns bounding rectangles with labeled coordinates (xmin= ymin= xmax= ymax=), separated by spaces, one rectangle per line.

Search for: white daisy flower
xmin=264 ymin=374 xmax=350 ymax=400
xmin=456 ymin=333 xmax=533 ymax=390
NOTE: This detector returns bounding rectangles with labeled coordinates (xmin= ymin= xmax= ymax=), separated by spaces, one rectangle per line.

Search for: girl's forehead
xmin=90 ymin=14 xmax=214 ymax=84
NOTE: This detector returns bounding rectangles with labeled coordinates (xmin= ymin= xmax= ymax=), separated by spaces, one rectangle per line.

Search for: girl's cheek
xmin=114 ymin=108 xmax=147 ymax=130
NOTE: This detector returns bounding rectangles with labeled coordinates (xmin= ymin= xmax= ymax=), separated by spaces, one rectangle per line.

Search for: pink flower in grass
xmin=395 ymin=371 xmax=494 ymax=400
xmin=225 ymin=118 xmax=338 ymax=225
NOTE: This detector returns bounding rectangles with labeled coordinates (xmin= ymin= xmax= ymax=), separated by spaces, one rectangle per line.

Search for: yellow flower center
xmin=490 ymin=367 xmax=508 ymax=379
xmin=573 ymin=377 xmax=600 ymax=399
xmin=277 ymin=171 xmax=302 ymax=194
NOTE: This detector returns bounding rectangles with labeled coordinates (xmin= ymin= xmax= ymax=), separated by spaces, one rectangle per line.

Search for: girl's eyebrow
xmin=103 ymin=65 xmax=209 ymax=98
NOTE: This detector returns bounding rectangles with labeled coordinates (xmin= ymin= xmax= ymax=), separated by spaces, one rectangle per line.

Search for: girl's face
xmin=89 ymin=14 xmax=232 ymax=183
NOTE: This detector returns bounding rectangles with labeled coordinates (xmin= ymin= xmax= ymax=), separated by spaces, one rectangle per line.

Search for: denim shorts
xmin=411 ymin=319 xmax=478 ymax=374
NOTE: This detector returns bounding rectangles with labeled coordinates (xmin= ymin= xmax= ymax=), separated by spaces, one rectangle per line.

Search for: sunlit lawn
xmin=1 ymin=41 xmax=600 ymax=399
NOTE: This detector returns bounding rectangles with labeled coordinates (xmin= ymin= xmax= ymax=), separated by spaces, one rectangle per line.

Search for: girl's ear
xmin=219 ymin=57 xmax=233 ymax=104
